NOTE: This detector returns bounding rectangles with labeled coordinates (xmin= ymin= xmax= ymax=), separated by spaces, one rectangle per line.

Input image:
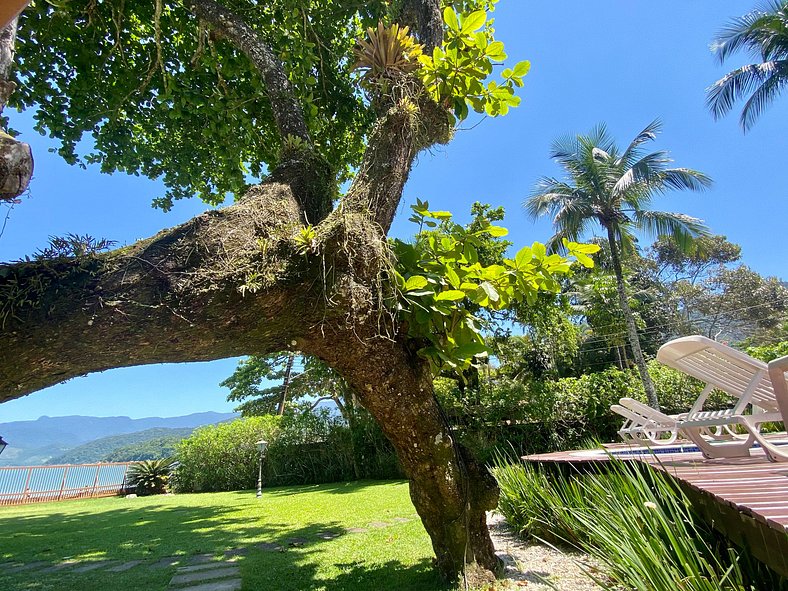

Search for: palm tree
xmin=707 ymin=1 xmax=788 ymax=132
xmin=526 ymin=121 xmax=712 ymax=409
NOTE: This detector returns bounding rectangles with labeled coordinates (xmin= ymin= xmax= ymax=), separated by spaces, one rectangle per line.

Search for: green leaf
xmin=426 ymin=210 xmax=453 ymax=220
xmin=443 ymin=7 xmax=460 ymax=32
xmin=435 ymin=290 xmax=466 ymax=302
xmin=404 ymin=275 xmax=429 ymax=291
xmin=480 ymin=281 xmax=499 ymax=303
xmin=484 ymin=225 xmax=509 ymax=237
xmin=453 ymin=342 xmax=489 ymax=359
xmin=461 ymin=11 xmax=487 ymax=34
xmin=513 ymin=60 xmax=531 ymax=77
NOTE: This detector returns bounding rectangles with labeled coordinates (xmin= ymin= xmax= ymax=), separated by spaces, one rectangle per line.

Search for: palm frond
xmin=739 ymin=60 xmax=788 ymax=130
xmin=618 ymin=120 xmax=662 ymax=167
xmin=525 ymin=178 xmax=579 ymax=219
xmin=712 ymin=2 xmax=788 ymax=61
xmin=657 ymin=168 xmax=713 ymax=193
xmin=612 ymin=150 xmax=671 ymax=196
xmin=706 ymin=62 xmax=774 ymax=119
xmin=633 ymin=210 xmax=709 ymax=252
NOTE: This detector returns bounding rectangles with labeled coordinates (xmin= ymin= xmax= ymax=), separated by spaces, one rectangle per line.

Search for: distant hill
xmin=0 ymin=412 xmax=237 ymax=466
xmin=47 ymin=427 xmax=195 ymax=464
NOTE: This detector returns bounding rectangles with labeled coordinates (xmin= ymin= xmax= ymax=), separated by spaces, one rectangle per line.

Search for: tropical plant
xmin=526 ymin=121 xmax=712 ymax=409
xmin=707 ymin=0 xmax=788 ymax=131
xmin=126 ymin=458 xmax=175 ymax=496
xmin=494 ymin=458 xmax=753 ymax=591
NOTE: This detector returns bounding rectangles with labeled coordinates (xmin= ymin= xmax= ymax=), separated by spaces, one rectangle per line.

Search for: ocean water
xmin=0 ymin=463 xmax=132 ymax=500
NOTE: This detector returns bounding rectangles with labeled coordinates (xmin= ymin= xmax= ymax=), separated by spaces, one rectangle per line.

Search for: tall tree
xmin=707 ymin=0 xmax=788 ymax=131
xmin=0 ymin=1 xmax=580 ymax=582
xmin=526 ymin=121 xmax=712 ymax=409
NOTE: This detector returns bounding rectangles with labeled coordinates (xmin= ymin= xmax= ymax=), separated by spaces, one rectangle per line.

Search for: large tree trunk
xmin=307 ymin=329 xmax=500 ymax=583
xmin=606 ymin=225 xmax=660 ymax=409
xmin=0 ymin=167 xmax=499 ymax=584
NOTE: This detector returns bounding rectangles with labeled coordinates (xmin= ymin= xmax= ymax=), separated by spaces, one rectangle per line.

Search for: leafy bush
xmin=494 ymin=458 xmax=775 ymax=591
xmin=127 ymin=458 xmax=175 ymax=496
xmin=173 ymin=415 xmax=281 ymax=493
xmin=173 ymin=410 xmax=400 ymax=493
xmin=438 ymin=361 xmax=733 ymax=459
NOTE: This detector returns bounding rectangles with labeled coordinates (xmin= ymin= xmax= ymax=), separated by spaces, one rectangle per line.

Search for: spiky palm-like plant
xmin=127 ymin=458 xmax=175 ymax=496
xmin=707 ymin=1 xmax=788 ymax=131
xmin=351 ymin=22 xmax=423 ymax=85
xmin=526 ymin=121 xmax=712 ymax=409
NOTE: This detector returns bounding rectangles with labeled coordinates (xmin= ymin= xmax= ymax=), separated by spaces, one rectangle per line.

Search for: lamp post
xmin=0 ymin=435 xmax=7 ymax=456
xmin=255 ymin=439 xmax=268 ymax=498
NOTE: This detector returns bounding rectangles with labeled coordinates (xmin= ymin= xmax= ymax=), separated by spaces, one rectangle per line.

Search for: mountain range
xmin=0 ymin=412 xmax=237 ymax=466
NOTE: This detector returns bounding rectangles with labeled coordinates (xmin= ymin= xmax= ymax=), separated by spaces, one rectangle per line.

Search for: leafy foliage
xmin=127 ymin=458 xmax=175 ymax=496
xmin=707 ymin=1 xmax=788 ymax=131
xmin=391 ymin=200 xmax=597 ymax=375
xmin=33 ymin=234 xmax=116 ymax=260
xmin=351 ymin=23 xmax=424 ymax=85
xmin=13 ymin=0 xmax=385 ymax=209
xmin=174 ymin=415 xmax=281 ymax=493
xmin=495 ymin=459 xmax=758 ymax=591
xmin=173 ymin=411 xmax=399 ymax=492
xmin=417 ymin=3 xmax=530 ymax=122
xmin=222 ymin=353 xmax=348 ymax=416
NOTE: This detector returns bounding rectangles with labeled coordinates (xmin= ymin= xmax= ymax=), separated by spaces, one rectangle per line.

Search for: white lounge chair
xmin=610 ymin=400 xmax=682 ymax=445
xmin=613 ymin=336 xmax=788 ymax=461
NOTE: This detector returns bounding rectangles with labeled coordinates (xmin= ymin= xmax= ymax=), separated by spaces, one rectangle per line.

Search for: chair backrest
xmin=657 ymin=335 xmax=777 ymax=413
xmin=768 ymin=355 xmax=788 ymax=420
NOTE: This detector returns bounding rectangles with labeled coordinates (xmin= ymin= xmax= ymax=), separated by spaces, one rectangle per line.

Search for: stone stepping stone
xmin=222 ymin=547 xmax=248 ymax=558
xmin=38 ymin=559 xmax=82 ymax=573
xmin=316 ymin=531 xmax=340 ymax=540
xmin=173 ymin=580 xmax=241 ymax=591
xmin=5 ymin=560 xmax=49 ymax=573
xmin=392 ymin=517 xmax=411 ymax=523
xmin=149 ymin=556 xmax=183 ymax=570
xmin=345 ymin=527 xmax=368 ymax=534
xmin=178 ymin=562 xmax=238 ymax=574
xmin=286 ymin=537 xmax=308 ymax=547
xmin=73 ymin=560 xmax=118 ymax=573
xmin=368 ymin=521 xmax=390 ymax=528
xmin=107 ymin=560 xmax=143 ymax=573
xmin=170 ymin=565 xmax=239 ymax=586
xmin=188 ymin=554 xmax=219 ymax=564
xmin=254 ymin=542 xmax=281 ymax=552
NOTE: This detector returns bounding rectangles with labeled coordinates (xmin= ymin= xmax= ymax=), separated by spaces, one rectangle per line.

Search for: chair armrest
xmin=768 ymin=354 xmax=788 ymax=373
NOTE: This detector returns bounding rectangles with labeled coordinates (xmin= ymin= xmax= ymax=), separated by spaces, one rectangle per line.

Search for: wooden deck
xmin=524 ymin=441 xmax=788 ymax=577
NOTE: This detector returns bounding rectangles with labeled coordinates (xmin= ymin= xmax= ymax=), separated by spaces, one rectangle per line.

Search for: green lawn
xmin=0 ymin=480 xmax=451 ymax=591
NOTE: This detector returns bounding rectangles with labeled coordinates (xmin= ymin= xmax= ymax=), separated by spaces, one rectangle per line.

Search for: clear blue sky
xmin=1 ymin=1 xmax=786 ymax=422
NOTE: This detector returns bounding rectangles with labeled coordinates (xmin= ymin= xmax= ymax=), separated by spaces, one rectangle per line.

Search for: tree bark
xmin=0 ymin=172 xmax=501 ymax=584
xmin=605 ymin=225 xmax=660 ymax=409
xmin=306 ymin=328 xmax=501 ymax=584
xmin=278 ymin=352 xmax=295 ymax=416
xmin=1 ymin=1 xmax=502 ymax=582
xmin=0 ymin=16 xmax=33 ymax=202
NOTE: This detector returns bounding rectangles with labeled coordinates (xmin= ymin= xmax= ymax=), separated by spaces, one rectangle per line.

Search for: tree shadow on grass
xmin=239 ymin=551 xmax=450 ymax=591
xmin=231 ymin=479 xmax=406 ymax=499
xmin=0 ymin=491 xmax=442 ymax=591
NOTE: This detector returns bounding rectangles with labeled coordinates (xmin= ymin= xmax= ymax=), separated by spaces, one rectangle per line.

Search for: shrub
xmin=126 ymin=458 xmax=175 ymax=496
xmin=439 ymin=361 xmax=735 ymax=459
xmin=173 ymin=409 xmax=401 ymax=493
xmin=494 ymin=458 xmax=761 ymax=591
xmin=173 ymin=415 xmax=281 ymax=493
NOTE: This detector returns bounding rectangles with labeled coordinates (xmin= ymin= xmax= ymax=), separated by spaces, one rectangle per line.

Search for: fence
xmin=0 ymin=462 xmax=136 ymax=506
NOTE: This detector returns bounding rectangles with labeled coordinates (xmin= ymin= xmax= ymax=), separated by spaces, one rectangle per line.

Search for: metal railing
xmin=0 ymin=462 xmax=136 ymax=506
